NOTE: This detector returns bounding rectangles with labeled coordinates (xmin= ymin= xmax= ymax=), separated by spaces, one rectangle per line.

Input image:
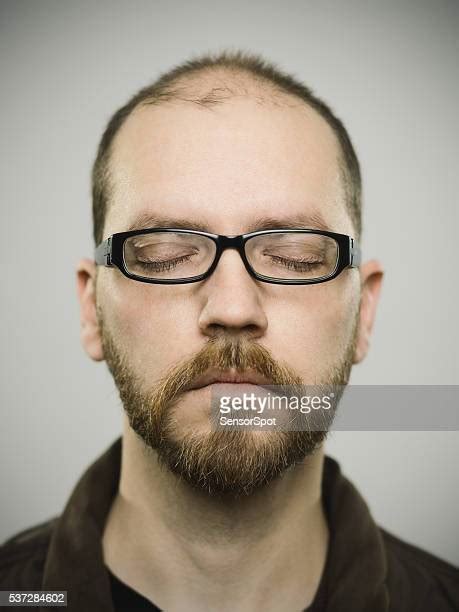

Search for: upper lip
xmin=187 ymin=368 xmax=271 ymax=391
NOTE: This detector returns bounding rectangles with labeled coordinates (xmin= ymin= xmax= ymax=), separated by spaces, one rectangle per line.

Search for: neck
xmin=103 ymin=417 xmax=329 ymax=612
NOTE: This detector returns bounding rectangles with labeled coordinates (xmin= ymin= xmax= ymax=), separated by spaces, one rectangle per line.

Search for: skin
xmin=77 ymin=90 xmax=383 ymax=611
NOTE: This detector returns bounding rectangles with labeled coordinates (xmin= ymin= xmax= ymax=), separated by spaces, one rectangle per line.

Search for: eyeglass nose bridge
xmin=207 ymin=234 xmax=255 ymax=280
xmin=218 ymin=234 xmax=244 ymax=248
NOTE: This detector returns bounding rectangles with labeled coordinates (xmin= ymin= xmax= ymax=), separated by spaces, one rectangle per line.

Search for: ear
xmin=76 ymin=258 xmax=104 ymax=361
xmin=353 ymin=259 xmax=384 ymax=364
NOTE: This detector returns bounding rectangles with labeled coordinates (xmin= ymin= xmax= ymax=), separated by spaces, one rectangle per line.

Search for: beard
xmin=99 ymin=312 xmax=357 ymax=498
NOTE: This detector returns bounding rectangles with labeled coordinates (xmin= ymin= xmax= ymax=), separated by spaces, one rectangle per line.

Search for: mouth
xmin=187 ymin=368 xmax=272 ymax=392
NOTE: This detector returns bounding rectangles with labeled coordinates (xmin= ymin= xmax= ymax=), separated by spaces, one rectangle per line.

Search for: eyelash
xmin=268 ymin=255 xmax=322 ymax=271
xmin=137 ymin=254 xmax=193 ymax=272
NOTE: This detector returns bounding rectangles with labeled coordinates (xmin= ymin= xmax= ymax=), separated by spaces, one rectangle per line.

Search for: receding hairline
xmin=106 ymin=69 xmax=349 ymax=219
xmin=92 ymin=55 xmax=361 ymax=247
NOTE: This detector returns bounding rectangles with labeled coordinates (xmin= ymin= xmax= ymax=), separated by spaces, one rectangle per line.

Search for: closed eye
xmin=267 ymin=255 xmax=323 ymax=271
xmin=136 ymin=254 xmax=194 ymax=272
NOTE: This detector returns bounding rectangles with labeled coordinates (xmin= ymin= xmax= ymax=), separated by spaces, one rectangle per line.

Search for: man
xmin=1 ymin=51 xmax=458 ymax=611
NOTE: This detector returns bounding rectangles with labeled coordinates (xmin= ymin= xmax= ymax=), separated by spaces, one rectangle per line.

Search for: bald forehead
xmin=112 ymin=68 xmax=342 ymax=166
xmin=111 ymin=94 xmax=342 ymax=179
xmin=106 ymin=88 xmax=349 ymax=237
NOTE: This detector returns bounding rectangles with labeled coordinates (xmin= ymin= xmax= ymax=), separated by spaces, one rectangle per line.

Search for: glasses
xmin=94 ymin=228 xmax=361 ymax=285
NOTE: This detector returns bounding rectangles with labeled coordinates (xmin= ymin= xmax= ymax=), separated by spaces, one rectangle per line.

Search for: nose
xmin=198 ymin=248 xmax=268 ymax=340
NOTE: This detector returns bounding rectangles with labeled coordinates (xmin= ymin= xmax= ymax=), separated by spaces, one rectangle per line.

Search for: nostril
xmin=202 ymin=323 xmax=266 ymax=345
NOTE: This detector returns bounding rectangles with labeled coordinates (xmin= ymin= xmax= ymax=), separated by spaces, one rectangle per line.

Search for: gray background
xmin=1 ymin=0 xmax=458 ymax=565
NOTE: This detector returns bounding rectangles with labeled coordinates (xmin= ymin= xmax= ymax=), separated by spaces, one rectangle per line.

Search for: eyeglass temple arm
xmin=94 ymin=237 xmax=114 ymax=267
xmin=350 ymin=239 xmax=361 ymax=268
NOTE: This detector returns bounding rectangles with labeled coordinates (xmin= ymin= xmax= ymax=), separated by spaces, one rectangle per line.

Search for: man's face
xmin=93 ymin=95 xmax=361 ymax=496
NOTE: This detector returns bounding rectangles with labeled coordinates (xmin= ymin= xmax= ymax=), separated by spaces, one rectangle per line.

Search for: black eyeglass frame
xmin=94 ymin=227 xmax=361 ymax=285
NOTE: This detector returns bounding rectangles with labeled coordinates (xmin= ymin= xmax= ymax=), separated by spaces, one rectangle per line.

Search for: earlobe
xmin=76 ymin=258 xmax=104 ymax=362
xmin=353 ymin=260 xmax=384 ymax=364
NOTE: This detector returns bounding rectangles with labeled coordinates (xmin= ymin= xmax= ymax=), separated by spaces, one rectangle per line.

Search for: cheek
xmin=266 ymin=277 xmax=359 ymax=371
xmin=99 ymin=274 xmax=200 ymax=378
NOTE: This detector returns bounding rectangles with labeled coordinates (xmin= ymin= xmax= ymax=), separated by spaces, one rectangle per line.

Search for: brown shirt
xmin=1 ymin=437 xmax=458 ymax=611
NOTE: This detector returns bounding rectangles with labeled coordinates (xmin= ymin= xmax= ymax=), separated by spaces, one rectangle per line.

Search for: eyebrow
xmin=125 ymin=213 xmax=212 ymax=233
xmin=124 ymin=210 xmax=332 ymax=234
xmin=245 ymin=214 xmax=331 ymax=233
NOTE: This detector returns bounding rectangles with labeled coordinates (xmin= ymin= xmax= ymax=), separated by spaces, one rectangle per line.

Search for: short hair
xmin=92 ymin=50 xmax=362 ymax=246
